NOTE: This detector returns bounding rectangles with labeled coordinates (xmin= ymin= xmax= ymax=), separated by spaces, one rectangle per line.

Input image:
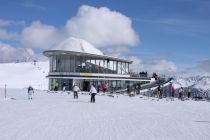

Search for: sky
xmin=0 ymin=0 xmax=210 ymax=76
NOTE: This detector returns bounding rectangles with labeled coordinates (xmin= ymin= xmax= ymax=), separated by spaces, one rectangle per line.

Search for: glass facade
xmin=49 ymin=78 xmax=149 ymax=91
xmin=46 ymin=53 xmax=149 ymax=91
xmin=50 ymin=55 xmax=130 ymax=74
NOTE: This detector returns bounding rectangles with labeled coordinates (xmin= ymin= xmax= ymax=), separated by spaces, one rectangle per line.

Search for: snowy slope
xmin=172 ymin=76 xmax=210 ymax=90
xmin=0 ymin=90 xmax=210 ymax=140
xmin=0 ymin=61 xmax=48 ymax=89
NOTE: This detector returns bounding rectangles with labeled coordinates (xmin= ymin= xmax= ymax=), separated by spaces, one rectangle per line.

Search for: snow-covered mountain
xmin=172 ymin=76 xmax=210 ymax=95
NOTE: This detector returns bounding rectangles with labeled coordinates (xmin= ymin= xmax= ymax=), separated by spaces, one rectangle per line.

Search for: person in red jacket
xmin=171 ymin=86 xmax=175 ymax=100
xmin=101 ymin=82 xmax=107 ymax=93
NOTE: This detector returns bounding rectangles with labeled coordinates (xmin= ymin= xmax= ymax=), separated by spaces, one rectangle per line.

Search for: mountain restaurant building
xmin=43 ymin=37 xmax=152 ymax=91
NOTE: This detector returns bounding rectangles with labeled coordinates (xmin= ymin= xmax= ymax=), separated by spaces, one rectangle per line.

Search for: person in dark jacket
xmin=28 ymin=85 xmax=34 ymax=100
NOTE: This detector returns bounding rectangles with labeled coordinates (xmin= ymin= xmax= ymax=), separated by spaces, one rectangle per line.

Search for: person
xmin=135 ymin=84 xmax=139 ymax=95
xmin=62 ymin=82 xmax=67 ymax=92
xmin=157 ymin=85 xmax=161 ymax=99
xmin=101 ymin=82 xmax=107 ymax=93
xmin=187 ymin=87 xmax=191 ymax=98
xmin=97 ymin=85 xmax=100 ymax=93
xmin=138 ymin=83 xmax=141 ymax=94
xmin=54 ymin=81 xmax=59 ymax=91
xmin=28 ymin=85 xmax=34 ymax=100
xmin=179 ymin=87 xmax=184 ymax=100
xmin=127 ymin=85 xmax=131 ymax=94
xmin=90 ymin=84 xmax=97 ymax=103
xmin=73 ymin=84 xmax=80 ymax=99
xmin=171 ymin=86 xmax=175 ymax=100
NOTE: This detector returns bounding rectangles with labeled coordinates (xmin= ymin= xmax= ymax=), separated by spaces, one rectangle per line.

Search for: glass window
xmin=75 ymin=56 xmax=82 ymax=72
xmin=113 ymin=61 xmax=117 ymax=74
xmin=125 ymin=63 xmax=129 ymax=74
xmin=70 ymin=55 xmax=75 ymax=72
xmin=52 ymin=56 xmax=57 ymax=72
xmin=60 ymin=56 xmax=66 ymax=72
xmin=121 ymin=62 xmax=126 ymax=74
xmin=56 ymin=55 xmax=61 ymax=72
xmin=117 ymin=61 xmax=122 ymax=74
xmin=65 ymin=56 xmax=70 ymax=72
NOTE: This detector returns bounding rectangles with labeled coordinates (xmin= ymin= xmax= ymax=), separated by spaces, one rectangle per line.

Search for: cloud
xmin=0 ymin=19 xmax=25 ymax=27
xmin=65 ymin=5 xmax=139 ymax=48
xmin=0 ymin=29 xmax=18 ymax=40
xmin=105 ymin=46 xmax=130 ymax=56
xmin=0 ymin=19 xmax=12 ymax=27
xmin=21 ymin=21 xmax=65 ymax=49
xmin=0 ymin=42 xmax=34 ymax=63
xmin=21 ymin=2 xmax=46 ymax=10
xmin=0 ymin=19 xmax=24 ymax=40
xmin=128 ymin=56 xmax=177 ymax=74
xmin=196 ymin=59 xmax=210 ymax=73
xmin=134 ymin=18 xmax=210 ymax=35
xmin=20 ymin=5 xmax=139 ymax=50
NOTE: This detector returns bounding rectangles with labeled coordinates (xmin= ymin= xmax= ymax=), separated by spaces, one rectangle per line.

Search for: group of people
xmin=126 ymin=82 xmax=193 ymax=100
xmin=147 ymin=85 xmax=192 ymax=100
xmin=27 ymin=84 xmax=98 ymax=103
xmin=178 ymin=87 xmax=191 ymax=100
xmin=127 ymin=84 xmax=141 ymax=96
xmin=72 ymin=84 xmax=97 ymax=103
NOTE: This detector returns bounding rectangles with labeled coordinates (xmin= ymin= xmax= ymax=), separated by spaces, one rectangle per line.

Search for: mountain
xmin=172 ymin=75 xmax=210 ymax=96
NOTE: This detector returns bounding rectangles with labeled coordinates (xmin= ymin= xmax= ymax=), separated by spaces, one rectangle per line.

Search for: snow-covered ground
xmin=0 ymin=89 xmax=210 ymax=140
xmin=0 ymin=61 xmax=48 ymax=90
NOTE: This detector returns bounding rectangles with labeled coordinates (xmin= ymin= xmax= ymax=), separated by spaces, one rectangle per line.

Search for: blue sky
xmin=0 ymin=0 xmax=210 ymax=74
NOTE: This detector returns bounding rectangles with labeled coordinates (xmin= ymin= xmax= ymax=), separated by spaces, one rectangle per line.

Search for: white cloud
xmin=0 ymin=19 xmax=25 ymax=27
xmin=0 ymin=19 xmax=12 ymax=27
xmin=0 ymin=29 xmax=18 ymax=40
xmin=21 ymin=21 xmax=65 ymax=49
xmin=65 ymin=5 xmax=139 ymax=48
xmin=147 ymin=60 xmax=177 ymax=73
xmin=178 ymin=59 xmax=210 ymax=77
xmin=21 ymin=2 xmax=46 ymax=10
xmin=20 ymin=5 xmax=139 ymax=50
xmin=0 ymin=42 xmax=34 ymax=63
xmin=128 ymin=56 xmax=177 ymax=74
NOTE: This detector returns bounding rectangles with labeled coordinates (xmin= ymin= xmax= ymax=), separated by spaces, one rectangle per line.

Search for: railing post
xmin=5 ymin=84 xmax=7 ymax=99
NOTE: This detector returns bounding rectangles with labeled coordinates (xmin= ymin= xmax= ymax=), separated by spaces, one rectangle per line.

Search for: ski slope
xmin=0 ymin=89 xmax=210 ymax=140
xmin=0 ymin=61 xmax=48 ymax=90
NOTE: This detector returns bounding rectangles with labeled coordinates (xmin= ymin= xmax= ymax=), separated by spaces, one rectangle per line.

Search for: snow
xmin=0 ymin=89 xmax=210 ymax=140
xmin=0 ymin=61 xmax=48 ymax=89
xmin=172 ymin=76 xmax=210 ymax=91
xmin=50 ymin=37 xmax=103 ymax=55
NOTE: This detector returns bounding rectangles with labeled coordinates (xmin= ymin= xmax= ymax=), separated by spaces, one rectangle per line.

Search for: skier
xmin=73 ymin=84 xmax=80 ymax=99
xmin=138 ymin=83 xmax=141 ymax=94
xmin=90 ymin=84 xmax=97 ymax=103
xmin=127 ymin=85 xmax=131 ymax=94
xmin=28 ymin=85 xmax=34 ymax=100
xmin=179 ymin=87 xmax=184 ymax=100
xmin=54 ymin=81 xmax=59 ymax=91
xmin=62 ymin=82 xmax=66 ymax=92
xmin=157 ymin=85 xmax=161 ymax=99
xmin=171 ymin=86 xmax=175 ymax=100
xmin=135 ymin=84 xmax=139 ymax=95
xmin=187 ymin=87 xmax=191 ymax=98
xmin=101 ymin=82 xmax=107 ymax=93
xmin=97 ymin=85 xmax=100 ymax=93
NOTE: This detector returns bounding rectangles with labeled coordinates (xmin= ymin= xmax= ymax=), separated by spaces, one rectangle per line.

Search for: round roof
xmin=50 ymin=37 xmax=103 ymax=55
